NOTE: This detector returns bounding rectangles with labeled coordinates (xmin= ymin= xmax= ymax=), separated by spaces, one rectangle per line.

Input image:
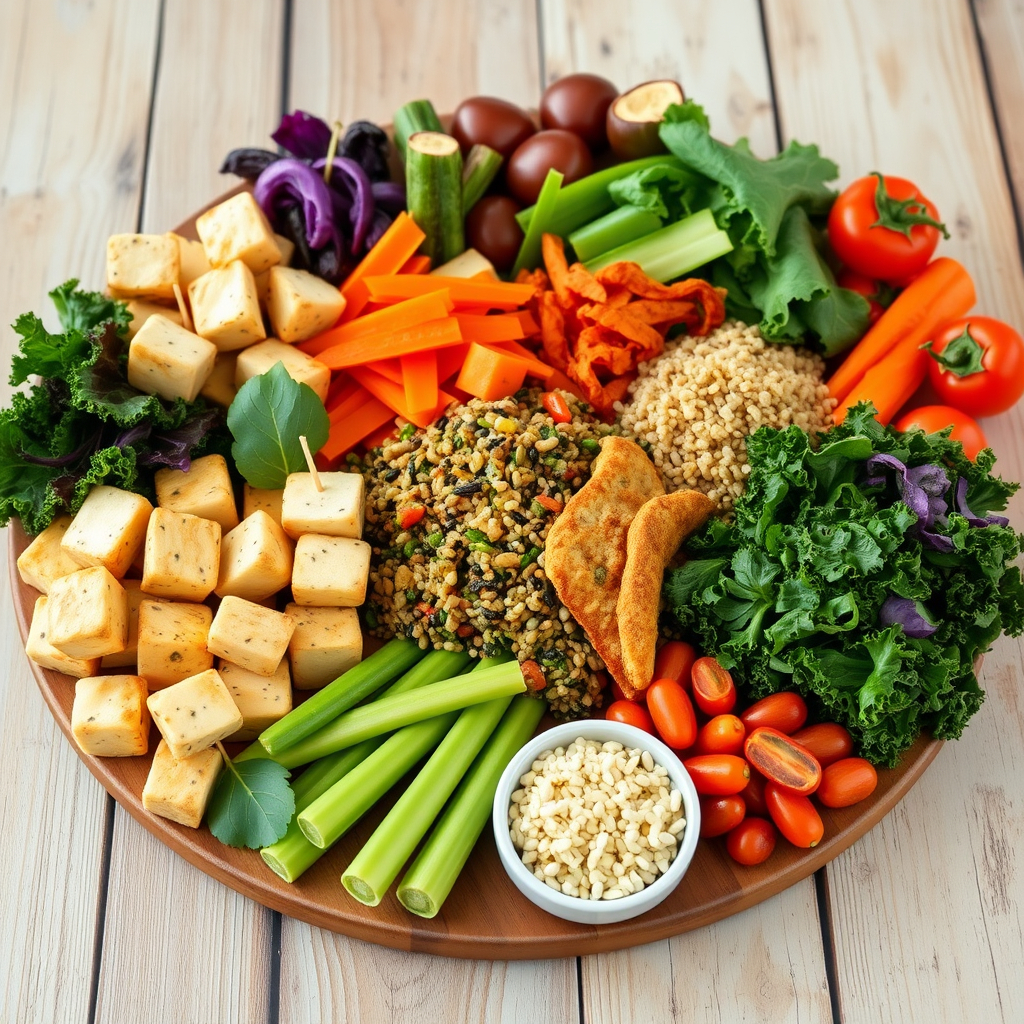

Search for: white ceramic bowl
xmin=491 ymin=720 xmax=701 ymax=925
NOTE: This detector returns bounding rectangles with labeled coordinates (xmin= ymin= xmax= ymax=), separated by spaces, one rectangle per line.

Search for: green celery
xmin=461 ymin=144 xmax=503 ymax=215
xmin=568 ymin=205 xmax=663 ymax=263
xmin=393 ymin=99 xmax=443 ymax=160
xmin=511 ymin=169 xmax=564 ymax=278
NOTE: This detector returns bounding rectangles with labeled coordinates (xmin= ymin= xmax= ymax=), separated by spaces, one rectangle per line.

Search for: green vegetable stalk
xmin=406 ymin=131 xmax=465 ymax=265
xmin=393 ymin=99 xmax=444 ymax=160
xmin=511 ymin=168 xmax=564 ymax=278
xmin=567 ymin=205 xmax=663 ymax=264
xmin=461 ymin=144 xmax=503 ymax=216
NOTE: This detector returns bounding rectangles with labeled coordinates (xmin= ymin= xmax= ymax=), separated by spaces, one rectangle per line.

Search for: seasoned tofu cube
xmin=281 ymin=471 xmax=364 ymax=540
xmin=71 ymin=675 xmax=151 ymax=757
xmin=47 ymin=567 xmax=128 ymax=659
xmin=291 ymin=535 xmax=371 ymax=607
xmin=17 ymin=515 xmax=81 ymax=593
xmin=218 ymin=658 xmax=293 ymax=741
xmin=141 ymin=508 xmax=221 ymax=601
xmin=125 ymin=298 xmax=183 ymax=339
xmin=199 ymin=352 xmax=238 ymax=407
xmin=61 ymin=485 xmax=153 ymax=579
xmin=266 ymin=266 xmax=346 ymax=343
xmin=207 ymin=596 xmax=295 ymax=677
xmin=167 ymin=232 xmax=212 ymax=289
xmin=101 ymin=579 xmax=145 ymax=669
xmin=136 ymin=599 xmax=213 ymax=689
xmin=107 ymin=233 xmax=180 ymax=301
xmin=128 ymin=314 xmax=217 ymax=403
xmin=196 ymin=191 xmax=281 ymax=275
xmin=147 ymin=668 xmax=243 ymax=760
xmin=215 ymin=511 xmax=293 ymax=602
xmin=188 ymin=260 xmax=266 ymax=352
xmin=25 ymin=596 xmax=101 ymax=678
xmin=254 ymin=234 xmax=296 ymax=307
xmin=286 ymin=604 xmax=363 ymax=690
xmin=243 ymin=484 xmax=284 ymax=526
xmin=142 ymin=739 xmax=222 ymax=828
xmin=155 ymin=454 xmax=239 ymax=532
xmin=234 ymin=338 xmax=330 ymax=403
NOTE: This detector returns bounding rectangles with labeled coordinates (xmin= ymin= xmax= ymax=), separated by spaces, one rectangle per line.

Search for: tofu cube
xmin=167 ymin=232 xmax=212 ymax=289
xmin=218 ymin=658 xmax=293 ymax=741
xmin=128 ymin=314 xmax=217 ymax=403
xmin=142 ymin=739 xmax=222 ymax=828
xmin=254 ymin=234 xmax=295 ymax=308
xmin=126 ymin=299 xmax=183 ymax=339
xmin=141 ymin=508 xmax=221 ymax=601
xmin=281 ymin=471 xmax=364 ymax=540
xmin=291 ymin=535 xmax=371 ymax=607
xmin=196 ymin=191 xmax=281 ymax=275
xmin=101 ymin=579 xmax=145 ymax=669
xmin=155 ymin=454 xmax=239 ymax=533
xmin=266 ymin=266 xmax=347 ymax=343
xmin=17 ymin=515 xmax=81 ymax=593
xmin=61 ymin=485 xmax=153 ymax=578
xmin=136 ymin=599 xmax=213 ymax=689
xmin=215 ymin=510 xmax=293 ymax=602
xmin=107 ymin=233 xmax=180 ymax=301
xmin=188 ymin=260 xmax=266 ymax=352
xmin=286 ymin=604 xmax=363 ymax=690
xmin=243 ymin=484 xmax=284 ymax=526
xmin=47 ymin=567 xmax=128 ymax=659
xmin=147 ymin=668 xmax=243 ymax=760
xmin=71 ymin=675 xmax=151 ymax=757
xmin=207 ymin=596 xmax=295 ymax=676
xmin=234 ymin=338 xmax=330 ymax=403
xmin=25 ymin=596 xmax=101 ymax=678
xmin=199 ymin=352 xmax=238 ymax=407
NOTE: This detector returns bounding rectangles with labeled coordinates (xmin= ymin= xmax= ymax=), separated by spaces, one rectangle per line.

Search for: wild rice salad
xmin=360 ymin=389 xmax=633 ymax=716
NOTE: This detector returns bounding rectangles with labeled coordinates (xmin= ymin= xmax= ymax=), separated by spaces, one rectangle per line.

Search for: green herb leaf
xmin=227 ymin=361 xmax=330 ymax=488
xmin=206 ymin=756 xmax=295 ymax=849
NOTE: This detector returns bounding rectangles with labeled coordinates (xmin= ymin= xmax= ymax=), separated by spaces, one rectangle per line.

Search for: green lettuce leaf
xmin=206 ymin=757 xmax=294 ymax=849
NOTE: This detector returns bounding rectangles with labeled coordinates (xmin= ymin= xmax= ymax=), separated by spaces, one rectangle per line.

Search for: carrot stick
xmin=349 ymin=365 xmax=455 ymax=428
xmin=827 ymin=257 xmax=975 ymax=402
xmin=367 ymin=358 xmax=402 ymax=383
xmin=361 ymin=275 xmax=534 ymax=309
xmin=454 ymin=313 xmax=526 ymax=343
xmin=316 ymin=318 xmax=464 ymax=370
xmin=436 ymin=342 xmax=471 ymax=384
xmin=325 ymin=372 xmax=363 ymax=412
xmin=339 ymin=212 xmax=427 ymax=321
xmin=328 ymin=385 xmax=375 ymax=427
xmin=400 ymin=254 xmax=432 ymax=274
xmin=455 ymin=343 xmax=529 ymax=401
xmin=831 ymin=338 xmax=929 ymax=426
xmin=512 ymin=310 xmax=540 ymax=337
xmin=402 ymin=350 xmax=439 ymax=416
xmin=321 ymin=396 xmax=395 ymax=463
xmin=484 ymin=341 xmax=553 ymax=378
xmin=362 ymin=420 xmax=400 ymax=450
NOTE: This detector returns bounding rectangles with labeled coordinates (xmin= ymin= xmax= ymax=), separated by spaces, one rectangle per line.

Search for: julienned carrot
xmin=321 ymin=396 xmax=394 ymax=463
xmin=400 ymin=254 xmax=432 ymax=274
xmin=454 ymin=313 xmax=526 ymax=343
xmin=827 ymin=257 xmax=975 ymax=402
xmin=339 ymin=212 xmax=426 ymax=321
xmin=455 ymin=343 xmax=529 ymax=401
xmin=831 ymin=338 xmax=930 ymax=426
xmin=402 ymin=350 xmax=439 ymax=416
xmin=435 ymin=342 xmax=471 ymax=385
xmin=316 ymin=317 xmax=464 ymax=370
xmin=485 ymin=340 xmax=552 ymax=378
xmin=361 ymin=274 xmax=535 ymax=309
xmin=349 ymin=365 xmax=455 ymax=428
xmin=325 ymin=373 xmax=363 ymax=411
xmin=512 ymin=310 xmax=540 ymax=336
xmin=328 ymin=383 xmax=374 ymax=425
xmin=362 ymin=420 xmax=399 ymax=450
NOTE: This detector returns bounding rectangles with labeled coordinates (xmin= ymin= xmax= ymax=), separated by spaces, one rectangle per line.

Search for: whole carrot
xmin=831 ymin=334 xmax=930 ymax=425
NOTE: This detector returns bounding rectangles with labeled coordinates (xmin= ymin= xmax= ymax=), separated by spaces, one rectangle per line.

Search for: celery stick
xmin=511 ymin=169 xmax=564 ymax=278
xmin=397 ymin=694 xmax=546 ymax=918
xmin=583 ymin=208 xmax=733 ymax=281
xmin=393 ymin=99 xmax=443 ymax=160
xmin=461 ymin=144 xmax=503 ymax=216
xmin=568 ymin=205 xmax=663 ymax=263
xmin=407 ymin=132 xmax=464 ymax=265
xmin=341 ymin=694 xmax=513 ymax=905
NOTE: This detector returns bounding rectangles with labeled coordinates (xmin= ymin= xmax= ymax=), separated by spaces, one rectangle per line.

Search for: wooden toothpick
xmin=299 ymin=435 xmax=324 ymax=491
xmin=322 ymin=120 xmax=344 ymax=184
xmin=173 ymin=282 xmax=194 ymax=333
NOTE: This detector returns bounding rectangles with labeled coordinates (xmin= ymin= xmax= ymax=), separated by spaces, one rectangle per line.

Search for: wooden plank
xmin=91 ymin=3 xmax=283 ymax=1022
xmin=0 ymin=2 xmax=161 ymax=1021
xmin=763 ymin=1 xmax=1024 ymax=1020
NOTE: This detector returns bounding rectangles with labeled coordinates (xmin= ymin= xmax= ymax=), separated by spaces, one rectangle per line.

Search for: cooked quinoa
xmin=360 ymin=389 xmax=633 ymax=716
xmin=615 ymin=322 xmax=835 ymax=508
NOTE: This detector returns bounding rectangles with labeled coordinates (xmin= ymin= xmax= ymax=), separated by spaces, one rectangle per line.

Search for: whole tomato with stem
xmin=726 ymin=817 xmax=778 ymax=866
xmin=699 ymin=795 xmax=747 ymax=838
xmin=836 ymin=268 xmax=895 ymax=326
xmin=894 ymin=405 xmax=989 ymax=461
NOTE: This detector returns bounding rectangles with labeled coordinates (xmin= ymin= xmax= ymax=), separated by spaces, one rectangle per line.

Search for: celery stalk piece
xmin=406 ymin=131 xmax=464 ymax=265
xmin=397 ymin=694 xmax=546 ymax=918
xmin=510 ymin=169 xmax=564 ymax=278
xmin=341 ymin=694 xmax=513 ymax=905
xmin=568 ymin=205 xmax=664 ymax=263
xmin=258 ymin=637 xmax=423 ymax=756
xmin=393 ymin=99 xmax=443 ymax=160
xmin=461 ymin=144 xmax=503 ymax=216
xmin=583 ymin=209 xmax=733 ymax=282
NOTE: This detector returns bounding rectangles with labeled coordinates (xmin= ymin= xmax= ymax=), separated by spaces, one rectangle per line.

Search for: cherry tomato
xmin=765 ymin=782 xmax=825 ymax=848
xmin=726 ymin=817 xmax=778 ymax=866
xmin=789 ymin=723 xmax=854 ymax=768
xmin=683 ymin=754 xmax=750 ymax=796
xmin=923 ymin=316 xmax=1024 ymax=417
xmin=693 ymin=714 xmax=746 ymax=756
xmin=607 ymin=674 xmax=628 ymax=703
xmin=646 ymin=678 xmax=697 ymax=750
xmin=466 ymin=196 xmax=524 ymax=272
xmin=828 ymin=174 xmax=947 ymax=283
xmin=740 ymin=768 xmax=770 ymax=818
xmin=699 ymin=795 xmax=747 ymax=838
xmin=816 ymin=758 xmax=878 ymax=808
xmin=894 ymin=405 xmax=989 ymax=461
xmin=653 ymin=640 xmax=697 ymax=689
xmin=740 ymin=692 xmax=808 ymax=735
xmin=744 ymin=727 xmax=822 ymax=795
xmin=690 ymin=657 xmax=737 ymax=716
xmin=605 ymin=699 xmax=655 ymax=734
xmin=836 ymin=268 xmax=890 ymax=325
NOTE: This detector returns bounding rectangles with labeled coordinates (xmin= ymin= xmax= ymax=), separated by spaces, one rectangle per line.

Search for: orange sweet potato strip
xmin=624 ymin=299 xmax=700 ymax=326
xmin=576 ymin=304 xmax=664 ymax=359
xmin=542 ymin=233 xmax=573 ymax=307
xmin=537 ymin=291 xmax=570 ymax=370
xmin=564 ymin=263 xmax=607 ymax=304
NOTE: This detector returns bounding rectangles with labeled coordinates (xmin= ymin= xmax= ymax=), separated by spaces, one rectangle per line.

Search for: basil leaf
xmin=206 ymin=757 xmax=294 ymax=849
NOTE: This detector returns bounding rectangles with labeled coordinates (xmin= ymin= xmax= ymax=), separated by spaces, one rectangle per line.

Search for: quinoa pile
xmin=615 ymin=322 xmax=835 ymax=508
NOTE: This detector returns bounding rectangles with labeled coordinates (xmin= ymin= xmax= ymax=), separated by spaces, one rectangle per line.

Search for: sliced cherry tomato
xmin=765 ymin=782 xmax=824 ymax=848
xmin=683 ymin=754 xmax=750 ymax=796
xmin=816 ymin=757 xmax=878 ymax=808
xmin=740 ymin=768 xmax=770 ymax=818
xmin=652 ymin=641 xmax=697 ymax=689
xmin=828 ymin=173 xmax=948 ymax=283
xmin=894 ymin=405 xmax=989 ymax=461
xmin=740 ymin=692 xmax=808 ymax=735
xmin=726 ymin=817 xmax=777 ymax=866
xmin=396 ymin=505 xmax=425 ymax=529
xmin=789 ymin=723 xmax=854 ymax=768
xmin=693 ymin=714 xmax=746 ymax=756
xmin=605 ymin=699 xmax=655 ymax=734
xmin=744 ymin=727 xmax=822 ymax=795
xmin=647 ymin=677 xmax=697 ymax=750
xmin=690 ymin=657 xmax=737 ymax=716
xmin=699 ymin=795 xmax=747 ymax=838
xmin=836 ymin=268 xmax=892 ymax=326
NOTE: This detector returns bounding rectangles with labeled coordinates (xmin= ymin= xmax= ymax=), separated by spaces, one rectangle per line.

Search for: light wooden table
xmin=1 ymin=2 xmax=1022 ymax=1021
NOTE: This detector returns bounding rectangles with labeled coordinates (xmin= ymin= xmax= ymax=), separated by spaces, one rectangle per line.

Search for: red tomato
xmin=726 ymin=817 xmax=777 ymax=866
xmin=653 ymin=641 xmax=697 ymax=689
xmin=828 ymin=174 xmax=947 ymax=283
xmin=690 ymin=657 xmax=737 ymax=716
xmin=740 ymin=769 xmax=771 ymax=818
xmin=605 ymin=700 xmax=655 ymax=734
xmin=693 ymin=714 xmax=746 ymax=756
xmin=816 ymin=758 xmax=878 ymax=808
xmin=837 ymin=268 xmax=888 ymax=325
xmin=646 ymin=678 xmax=697 ymax=750
xmin=740 ymin=692 xmax=808 ymax=735
xmin=744 ymin=727 xmax=822 ymax=795
xmin=699 ymin=795 xmax=747 ymax=838
xmin=683 ymin=754 xmax=750 ymax=796
xmin=789 ymin=723 xmax=854 ymax=768
xmin=923 ymin=317 xmax=1024 ymax=417
xmin=765 ymin=783 xmax=825 ymax=848
xmin=894 ymin=405 xmax=989 ymax=461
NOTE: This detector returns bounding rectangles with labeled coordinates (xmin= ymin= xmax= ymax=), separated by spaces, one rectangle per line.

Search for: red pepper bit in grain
xmin=535 ymin=494 xmax=563 ymax=514
xmin=397 ymin=505 xmax=426 ymax=529
xmin=415 ymin=601 xmax=434 ymax=617
xmin=521 ymin=660 xmax=547 ymax=691
xmin=541 ymin=391 xmax=572 ymax=423
xmin=456 ymin=624 xmax=475 ymax=638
